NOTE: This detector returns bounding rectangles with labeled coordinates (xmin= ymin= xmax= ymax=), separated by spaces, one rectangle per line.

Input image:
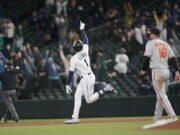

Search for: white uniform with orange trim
xmin=144 ymin=39 xmax=176 ymax=121
xmin=69 ymin=44 xmax=99 ymax=119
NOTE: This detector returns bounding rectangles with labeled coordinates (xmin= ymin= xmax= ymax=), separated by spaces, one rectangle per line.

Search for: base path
xmin=0 ymin=118 xmax=150 ymax=127
xmin=1 ymin=118 xmax=179 ymax=129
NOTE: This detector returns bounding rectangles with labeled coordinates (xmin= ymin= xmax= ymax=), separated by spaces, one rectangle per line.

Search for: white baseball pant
xmin=151 ymin=69 xmax=176 ymax=121
xmin=72 ymin=73 xmax=100 ymax=119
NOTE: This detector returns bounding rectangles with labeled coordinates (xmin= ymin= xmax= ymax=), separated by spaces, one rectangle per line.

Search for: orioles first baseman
xmin=64 ymin=21 xmax=115 ymax=124
xmin=140 ymin=28 xmax=180 ymax=124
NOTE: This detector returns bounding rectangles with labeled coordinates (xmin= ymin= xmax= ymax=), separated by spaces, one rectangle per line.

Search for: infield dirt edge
xmin=0 ymin=118 xmax=179 ymax=130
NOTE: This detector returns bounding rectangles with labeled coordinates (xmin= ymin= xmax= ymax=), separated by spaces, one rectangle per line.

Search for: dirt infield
xmin=153 ymin=120 xmax=180 ymax=130
xmin=0 ymin=118 xmax=150 ymax=127
xmin=0 ymin=118 xmax=179 ymax=130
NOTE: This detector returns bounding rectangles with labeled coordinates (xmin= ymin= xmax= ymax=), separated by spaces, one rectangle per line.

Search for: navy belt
xmin=81 ymin=73 xmax=92 ymax=78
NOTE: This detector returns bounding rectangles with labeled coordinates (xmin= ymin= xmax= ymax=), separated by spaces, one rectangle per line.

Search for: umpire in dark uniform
xmin=0 ymin=63 xmax=20 ymax=123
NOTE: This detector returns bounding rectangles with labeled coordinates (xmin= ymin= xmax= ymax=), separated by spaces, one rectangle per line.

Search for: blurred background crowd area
xmin=0 ymin=0 xmax=180 ymax=100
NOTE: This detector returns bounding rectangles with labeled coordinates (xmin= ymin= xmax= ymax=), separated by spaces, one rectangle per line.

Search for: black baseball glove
xmin=138 ymin=72 xmax=148 ymax=81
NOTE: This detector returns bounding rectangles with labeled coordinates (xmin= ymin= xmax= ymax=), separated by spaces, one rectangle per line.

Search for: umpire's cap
xmin=150 ymin=28 xmax=161 ymax=36
xmin=73 ymin=40 xmax=83 ymax=52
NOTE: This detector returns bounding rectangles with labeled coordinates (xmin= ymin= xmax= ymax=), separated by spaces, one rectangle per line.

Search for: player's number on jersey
xmin=159 ymin=47 xmax=167 ymax=58
xmin=84 ymin=59 xmax=89 ymax=67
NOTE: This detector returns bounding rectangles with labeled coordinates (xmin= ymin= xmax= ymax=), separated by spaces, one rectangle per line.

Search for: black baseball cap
xmin=150 ymin=28 xmax=161 ymax=36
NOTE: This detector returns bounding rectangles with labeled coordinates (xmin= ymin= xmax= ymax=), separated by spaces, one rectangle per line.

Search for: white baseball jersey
xmin=144 ymin=38 xmax=177 ymax=121
xmin=144 ymin=39 xmax=175 ymax=69
xmin=70 ymin=44 xmax=99 ymax=119
xmin=69 ymin=44 xmax=93 ymax=76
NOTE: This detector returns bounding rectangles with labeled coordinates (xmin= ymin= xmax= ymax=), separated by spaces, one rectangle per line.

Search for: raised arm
xmin=59 ymin=45 xmax=66 ymax=63
xmin=80 ymin=21 xmax=89 ymax=45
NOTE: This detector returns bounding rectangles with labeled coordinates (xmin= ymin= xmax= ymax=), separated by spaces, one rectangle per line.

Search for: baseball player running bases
xmin=140 ymin=28 xmax=180 ymax=129
xmin=64 ymin=22 xmax=116 ymax=124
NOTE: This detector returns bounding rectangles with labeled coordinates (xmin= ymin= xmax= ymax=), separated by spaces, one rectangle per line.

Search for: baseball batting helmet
xmin=73 ymin=40 xmax=83 ymax=52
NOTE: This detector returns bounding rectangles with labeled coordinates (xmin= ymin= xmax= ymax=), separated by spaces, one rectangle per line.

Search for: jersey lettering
xmin=84 ymin=58 xmax=89 ymax=67
xmin=155 ymin=42 xmax=167 ymax=47
xmin=159 ymin=47 xmax=167 ymax=58
xmin=77 ymin=53 xmax=87 ymax=60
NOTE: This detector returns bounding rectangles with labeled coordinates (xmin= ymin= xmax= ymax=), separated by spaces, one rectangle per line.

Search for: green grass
xmin=0 ymin=117 xmax=179 ymax=135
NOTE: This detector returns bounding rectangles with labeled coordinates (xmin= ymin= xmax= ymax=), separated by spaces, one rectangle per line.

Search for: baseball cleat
xmin=64 ymin=118 xmax=80 ymax=124
xmin=14 ymin=119 xmax=20 ymax=123
xmin=2 ymin=117 xmax=8 ymax=123
xmin=104 ymin=84 xmax=118 ymax=94
xmin=153 ymin=116 xmax=161 ymax=122
xmin=166 ymin=117 xmax=178 ymax=123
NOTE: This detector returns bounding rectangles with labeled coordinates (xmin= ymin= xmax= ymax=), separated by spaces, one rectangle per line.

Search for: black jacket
xmin=0 ymin=69 xmax=19 ymax=90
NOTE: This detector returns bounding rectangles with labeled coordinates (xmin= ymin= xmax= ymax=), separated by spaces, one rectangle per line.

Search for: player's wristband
xmin=67 ymin=71 xmax=74 ymax=85
xmin=169 ymin=57 xmax=179 ymax=71
xmin=142 ymin=56 xmax=150 ymax=71
xmin=81 ymin=30 xmax=89 ymax=45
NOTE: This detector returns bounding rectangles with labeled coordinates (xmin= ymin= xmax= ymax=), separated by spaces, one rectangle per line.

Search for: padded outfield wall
xmin=0 ymin=96 xmax=180 ymax=119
